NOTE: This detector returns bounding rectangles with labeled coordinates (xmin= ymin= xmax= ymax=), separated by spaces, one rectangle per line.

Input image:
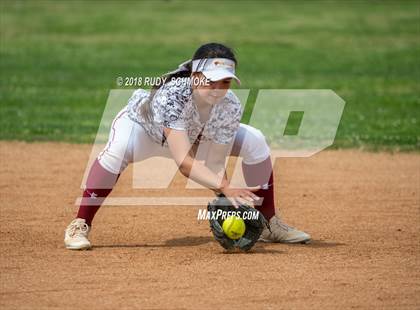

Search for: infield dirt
xmin=0 ymin=142 xmax=419 ymax=309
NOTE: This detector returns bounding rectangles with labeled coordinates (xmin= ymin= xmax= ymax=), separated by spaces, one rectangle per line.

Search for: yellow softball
xmin=222 ymin=216 xmax=246 ymax=240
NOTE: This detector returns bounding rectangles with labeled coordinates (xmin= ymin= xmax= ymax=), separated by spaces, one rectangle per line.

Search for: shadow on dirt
xmin=220 ymin=245 xmax=285 ymax=255
xmin=94 ymin=238 xmax=344 ymax=250
xmin=281 ymin=240 xmax=346 ymax=248
xmin=94 ymin=236 xmax=213 ymax=248
xmin=218 ymin=240 xmax=344 ymax=254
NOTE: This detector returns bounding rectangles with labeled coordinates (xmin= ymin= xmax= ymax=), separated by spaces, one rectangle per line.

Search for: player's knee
xmin=98 ymin=145 xmax=130 ymax=174
xmin=252 ymin=128 xmax=266 ymax=144
xmin=241 ymin=126 xmax=270 ymax=164
xmin=244 ymin=126 xmax=268 ymax=150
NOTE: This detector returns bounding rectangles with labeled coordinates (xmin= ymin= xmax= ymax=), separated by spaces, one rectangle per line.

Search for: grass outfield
xmin=0 ymin=1 xmax=419 ymax=150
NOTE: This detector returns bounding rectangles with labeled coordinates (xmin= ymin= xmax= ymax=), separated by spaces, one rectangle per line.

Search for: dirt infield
xmin=0 ymin=141 xmax=419 ymax=309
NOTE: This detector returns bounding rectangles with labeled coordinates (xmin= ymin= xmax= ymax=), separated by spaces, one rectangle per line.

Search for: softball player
xmin=64 ymin=43 xmax=310 ymax=250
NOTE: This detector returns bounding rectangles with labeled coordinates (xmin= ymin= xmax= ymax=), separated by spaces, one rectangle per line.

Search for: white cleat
xmin=64 ymin=218 xmax=92 ymax=250
xmin=259 ymin=215 xmax=311 ymax=244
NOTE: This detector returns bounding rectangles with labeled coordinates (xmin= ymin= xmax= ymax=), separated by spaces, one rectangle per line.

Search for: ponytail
xmin=139 ymin=59 xmax=192 ymax=123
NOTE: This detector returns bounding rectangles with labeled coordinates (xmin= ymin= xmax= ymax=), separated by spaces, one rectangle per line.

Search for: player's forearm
xmin=179 ymin=156 xmax=229 ymax=191
xmin=204 ymin=160 xmax=229 ymax=194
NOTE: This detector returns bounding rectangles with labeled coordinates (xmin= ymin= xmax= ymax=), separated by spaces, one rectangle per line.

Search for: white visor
xmin=192 ymin=58 xmax=240 ymax=85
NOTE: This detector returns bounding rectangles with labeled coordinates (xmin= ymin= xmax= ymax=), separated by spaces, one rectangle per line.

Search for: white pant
xmin=98 ymin=108 xmax=271 ymax=174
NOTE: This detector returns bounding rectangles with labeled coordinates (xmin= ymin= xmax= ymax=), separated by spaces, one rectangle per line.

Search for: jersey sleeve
xmin=213 ymin=91 xmax=244 ymax=145
xmin=152 ymin=79 xmax=189 ymax=131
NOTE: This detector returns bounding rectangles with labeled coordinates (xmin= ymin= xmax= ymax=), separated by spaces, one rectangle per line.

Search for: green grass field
xmin=1 ymin=0 xmax=419 ymax=150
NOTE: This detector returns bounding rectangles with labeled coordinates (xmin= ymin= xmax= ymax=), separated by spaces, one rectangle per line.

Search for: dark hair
xmin=140 ymin=43 xmax=237 ymax=122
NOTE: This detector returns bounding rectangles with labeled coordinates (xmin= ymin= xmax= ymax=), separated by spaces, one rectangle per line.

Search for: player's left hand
xmin=207 ymin=194 xmax=269 ymax=252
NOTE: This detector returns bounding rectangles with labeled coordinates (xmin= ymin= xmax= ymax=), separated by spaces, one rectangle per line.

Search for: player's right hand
xmin=220 ymin=185 xmax=261 ymax=208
